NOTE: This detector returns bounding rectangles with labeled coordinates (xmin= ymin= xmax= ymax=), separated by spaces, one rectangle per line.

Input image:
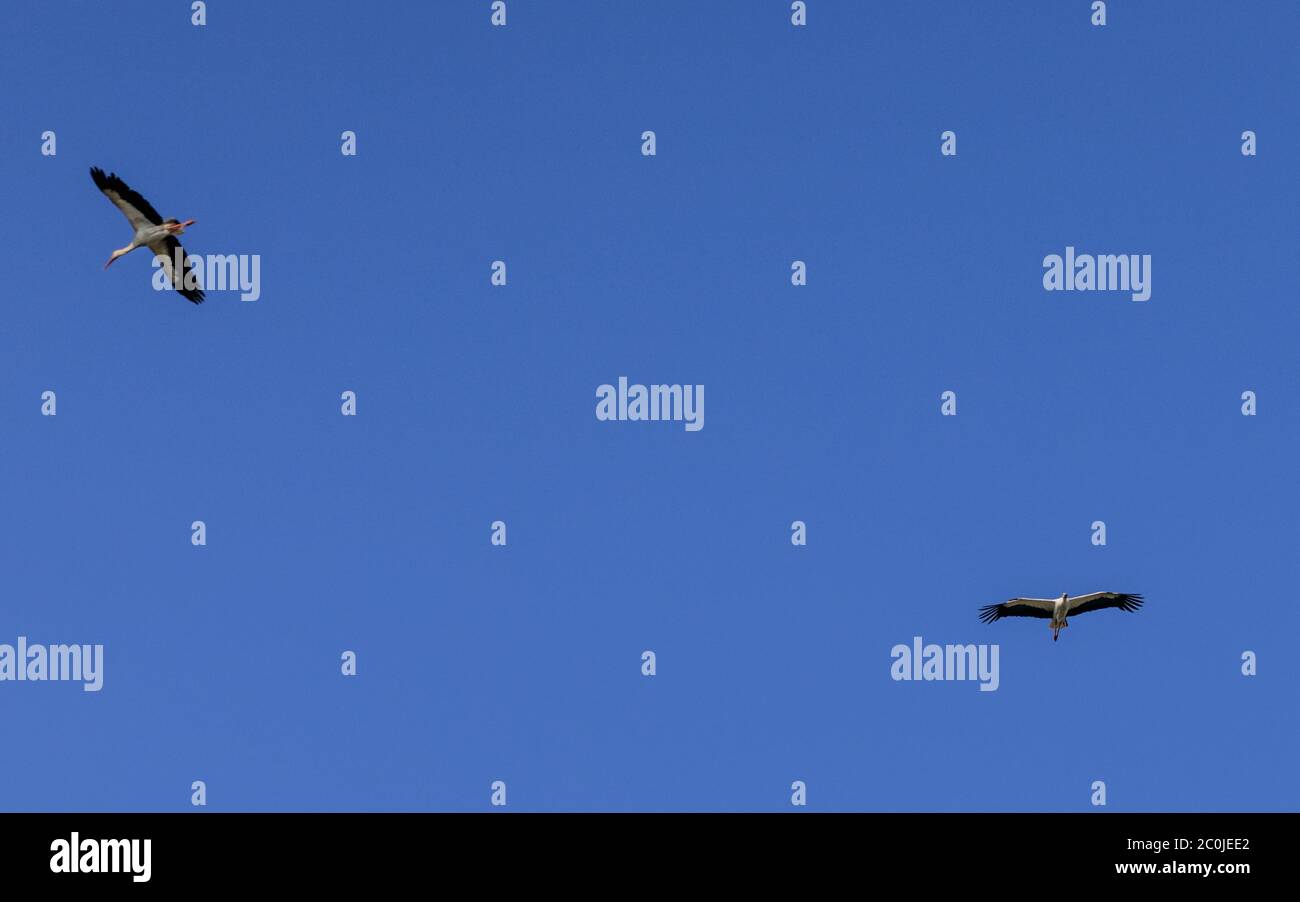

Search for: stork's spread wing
xmin=147 ymin=236 xmax=205 ymax=304
xmin=978 ymin=598 xmax=1056 ymax=623
xmin=1066 ymin=592 xmax=1143 ymax=616
xmin=90 ymin=167 xmax=163 ymax=229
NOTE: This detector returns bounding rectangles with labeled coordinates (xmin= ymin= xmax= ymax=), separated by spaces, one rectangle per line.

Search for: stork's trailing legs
xmin=104 ymin=244 xmax=135 ymax=269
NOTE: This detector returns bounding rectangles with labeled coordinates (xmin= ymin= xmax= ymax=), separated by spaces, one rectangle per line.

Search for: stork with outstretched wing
xmin=90 ymin=167 xmax=204 ymax=304
xmin=979 ymin=592 xmax=1143 ymax=641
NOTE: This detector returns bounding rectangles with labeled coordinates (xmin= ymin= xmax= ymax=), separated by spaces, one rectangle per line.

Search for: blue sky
xmin=0 ymin=1 xmax=1296 ymax=811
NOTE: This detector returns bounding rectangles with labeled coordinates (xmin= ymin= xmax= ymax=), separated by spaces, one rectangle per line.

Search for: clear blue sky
xmin=1 ymin=1 xmax=1296 ymax=812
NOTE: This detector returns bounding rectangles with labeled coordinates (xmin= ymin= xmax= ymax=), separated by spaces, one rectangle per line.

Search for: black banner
xmin=0 ymin=812 xmax=1281 ymax=888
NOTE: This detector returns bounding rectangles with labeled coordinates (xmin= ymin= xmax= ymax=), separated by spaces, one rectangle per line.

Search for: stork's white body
xmin=109 ymin=223 xmax=186 ymax=266
xmin=131 ymin=223 xmax=177 ymax=248
xmin=1050 ymin=593 xmax=1069 ymax=640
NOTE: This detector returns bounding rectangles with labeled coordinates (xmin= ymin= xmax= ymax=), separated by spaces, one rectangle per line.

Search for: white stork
xmin=978 ymin=592 xmax=1143 ymax=641
xmin=90 ymin=167 xmax=204 ymax=304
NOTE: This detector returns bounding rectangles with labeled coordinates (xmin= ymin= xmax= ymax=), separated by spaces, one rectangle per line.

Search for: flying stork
xmin=90 ymin=167 xmax=204 ymax=304
xmin=978 ymin=592 xmax=1143 ymax=641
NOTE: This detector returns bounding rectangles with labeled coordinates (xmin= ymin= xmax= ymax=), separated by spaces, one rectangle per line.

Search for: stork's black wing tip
xmin=89 ymin=166 xmax=125 ymax=193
